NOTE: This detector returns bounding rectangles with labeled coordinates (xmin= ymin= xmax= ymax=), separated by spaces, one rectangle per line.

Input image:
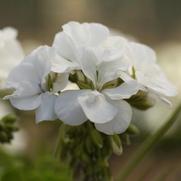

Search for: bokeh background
xmin=0 ymin=0 xmax=181 ymax=180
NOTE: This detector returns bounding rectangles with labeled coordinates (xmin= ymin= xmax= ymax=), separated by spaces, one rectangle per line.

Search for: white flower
xmin=5 ymin=46 xmax=67 ymax=122
xmin=0 ymin=27 xmax=24 ymax=87
xmin=55 ymin=48 xmax=141 ymax=135
xmin=125 ymin=42 xmax=177 ymax=104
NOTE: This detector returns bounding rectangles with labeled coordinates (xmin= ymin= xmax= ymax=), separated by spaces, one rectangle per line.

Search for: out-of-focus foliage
xmin=0 ymin=149 xmax=72 ymax=181
xmin=0 ymin=114 xmax=18 ymax=144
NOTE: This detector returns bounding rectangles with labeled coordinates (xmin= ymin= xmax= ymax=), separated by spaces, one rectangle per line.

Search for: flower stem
xmin=116 ymin=104 xmax=181 ymax=181
xmin=54 ymin=123 xmax=63 ymax=158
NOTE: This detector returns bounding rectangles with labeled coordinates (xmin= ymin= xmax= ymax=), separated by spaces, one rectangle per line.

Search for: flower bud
xmin=127 ymin=91 xmax=155 ymax=110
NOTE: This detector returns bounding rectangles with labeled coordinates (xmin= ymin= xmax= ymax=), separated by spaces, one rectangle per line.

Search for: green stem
xmin=54 ymin=123 xmax=63 ymax=158
xmin=116 ymin=104 xmax=181 ymax=181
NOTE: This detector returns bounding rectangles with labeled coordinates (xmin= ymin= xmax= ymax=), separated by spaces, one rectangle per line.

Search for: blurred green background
xmin=0 ymin=0 xmax=181 ymax=180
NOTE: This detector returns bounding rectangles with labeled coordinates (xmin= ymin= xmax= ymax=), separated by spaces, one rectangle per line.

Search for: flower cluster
xmin=4 ymin=22 xmax=177 ymax=135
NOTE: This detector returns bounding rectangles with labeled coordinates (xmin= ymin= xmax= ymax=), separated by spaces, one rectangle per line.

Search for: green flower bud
xmin=111 ymin=135 xmax=123 ymax=155
xmin=126 ymin=124 xmax=140 ymax=135
xmin=2 ymin=114 xmax=17 ymax=124
xmin=0 ymin=114 xmax=18 ymax=144
xmin=127 ymin=91 xmax=155 ymax=110
xmin=90 ymin=128 xmax=103 ymax=148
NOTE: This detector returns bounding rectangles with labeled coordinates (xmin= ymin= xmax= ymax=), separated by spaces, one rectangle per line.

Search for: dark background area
xmin=0 ymin=0 xmax=181 ymax=45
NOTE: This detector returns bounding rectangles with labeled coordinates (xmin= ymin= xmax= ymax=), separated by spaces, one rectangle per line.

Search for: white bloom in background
xmin=4 ymin=46 xmax=67 ymax=122
xmin=157 ymin=43 xmax=181 ymax=97
xmin=125 ymin=42 xmax=177 ymax=103
xmin=0 ymin=27 xmax=24 ymax=87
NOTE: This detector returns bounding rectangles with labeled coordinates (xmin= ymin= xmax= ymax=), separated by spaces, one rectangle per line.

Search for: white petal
xmin=127 ymin=42 xmax=157 ymax=67
xmin=6 ymin=60 xmax=40 ymax=87
xmin=136 ymin=65 xmax=177 ymax=97
xmin=36 ymin=93 xmax=57 ymax=122
xmin=97 ymin=36 xmax=127 ymax=62
xmin=53 ymin=32 xmax=79 ymax=61
xmin=118 ymin=71 xmax=133 ymax=82
xmin=6 ymin=46 xmax=52 ymax=87
xmin=10 ymin=94 xmax=41 ymax=110
xmin=6 ymin=79 xmax=41 ymax=99
xmin=51 ymin=52 xmax=79 ymax=73
xmin=87 ymin=23 xmax=110 ymax=45
xmin=5 ymin=46 xmax=54 ymax=107
xmin=103 ymin=80 xmax=142 ymax=100
xmin=24 ymin=46 xmax=52 ymax=80
xmin=78 ymin=91 xmax=117 ymax=124
xmin=62 ymin=21 xmax=109 ymax=46
xmin=5 ymin=63 xmax=41 ymax=99
xmin=55 ymin=90 xmax=88 ymax=125
xmin=79 ymin=48 xmax=97 ymax=85
xmin=95 ymin=100 xmax=132 ymax=135
xmin=126 ymin=42 xmax=177 ymax=97
xmin=98 ymin=58 xmax=129 ymax=86
xmin=52 ymin=73 xmax=69 ymax=93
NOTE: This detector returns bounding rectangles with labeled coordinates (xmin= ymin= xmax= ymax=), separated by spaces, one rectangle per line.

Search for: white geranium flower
xmin=125 ymin=42 xmax=177 ymax=103
xmin=55 ymin=48 xmax=141 ymax=135
xmin=5 ymin=46 xmax=67 ymax=122
xmin=0 ymin=27 xmax=24 ymax=87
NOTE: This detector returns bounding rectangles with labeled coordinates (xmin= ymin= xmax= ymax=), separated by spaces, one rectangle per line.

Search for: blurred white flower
xmin=0 ymin=27 xmax=24 ymax=87
xmin=4 ymin=46 xmax=66 ymax=122
xmin=157 ymin=43 xmax=181 ymax=97
xmin=134 ymin=43 xmax=181 ymax=133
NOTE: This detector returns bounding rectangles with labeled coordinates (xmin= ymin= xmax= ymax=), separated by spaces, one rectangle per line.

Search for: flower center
xmin=42 ymin=72 xmax=60 ymax=93
xmin=69 ymin=70 xmax=123 ymax=92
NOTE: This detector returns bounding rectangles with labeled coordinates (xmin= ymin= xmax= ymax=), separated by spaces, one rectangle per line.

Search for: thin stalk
xmin=54 ymin=123 xmax=63 ymax=158
xmin=116 ymin=104 xmax=181 ymax=181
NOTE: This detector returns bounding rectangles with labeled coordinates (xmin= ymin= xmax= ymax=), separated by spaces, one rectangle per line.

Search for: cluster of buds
xmin=0 ymin=114 xmax=18 ymax=144
xmin=56 ymin=122 xmax=139 ymax=181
